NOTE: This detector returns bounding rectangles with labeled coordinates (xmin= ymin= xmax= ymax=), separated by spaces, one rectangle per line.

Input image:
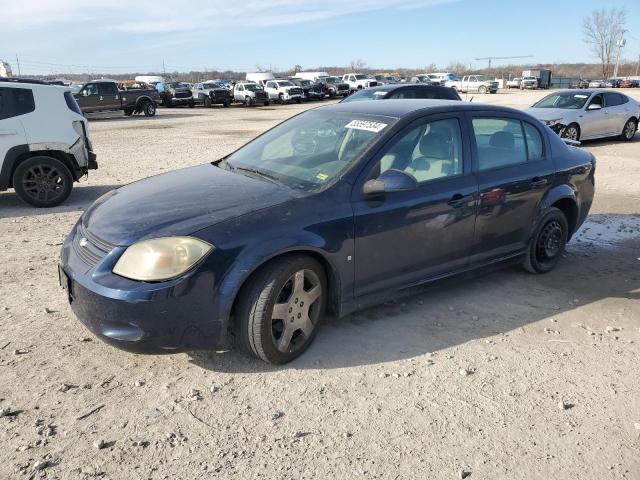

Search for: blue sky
xmin=2 ymin=0 xmax=639 ymax=75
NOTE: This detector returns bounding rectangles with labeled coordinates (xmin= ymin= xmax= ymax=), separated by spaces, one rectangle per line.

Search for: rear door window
xmin=13 ymin=88 xmax=35 ymax=116
xmin=472 ymin=117 xmax=527 ymax=170
xmin=98 ymin=83 xmax=118 ymax=96
xmin=604 ymin=92 xmax=624 ymax=107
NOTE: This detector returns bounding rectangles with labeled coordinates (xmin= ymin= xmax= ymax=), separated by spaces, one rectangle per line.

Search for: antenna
xmin=474 ymin=55 xmax=534 ymax=69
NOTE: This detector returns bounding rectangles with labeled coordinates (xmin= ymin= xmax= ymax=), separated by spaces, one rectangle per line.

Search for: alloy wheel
xmin=270 ymin=269 xmax=322 ymax=353
xmin=21 ymin=164 xmax=66 ymax=203
xmin=562 ymin=125 xmax=579 ymax=141
xmin=624 ymin=120 xmax=636 ymax=140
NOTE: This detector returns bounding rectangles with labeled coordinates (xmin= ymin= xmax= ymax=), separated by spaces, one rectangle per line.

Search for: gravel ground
xmin=1 ymin=90 xmax=639 ymax=479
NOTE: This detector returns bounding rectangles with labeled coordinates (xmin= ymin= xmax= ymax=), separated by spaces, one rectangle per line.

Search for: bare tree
xmin=348 ymin=59 xmax=368 ymax=71
xmin=582 ymin=8 xmax=627 ymax=78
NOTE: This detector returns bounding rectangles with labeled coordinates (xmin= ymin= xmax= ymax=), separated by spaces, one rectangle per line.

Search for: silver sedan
xmin=525 ymin=89 xmax=639 ymax=142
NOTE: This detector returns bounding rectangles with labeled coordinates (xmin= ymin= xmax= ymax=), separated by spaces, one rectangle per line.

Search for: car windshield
xmin=244 ymin=84 xmax=262 ymax=91
xmin=341 ymin=89 xmax=388 ymax=102
xmin=297 ymin=80 xmax=312 ymax=86
xmin=533 ymin=93 xmax=591 ymax=109
xmin=202 ymin=83 xmax=216 ymax=89
xmin=168 ymin=82 xmax=188 ymax=88
xmin=224 ymin=110 xmax=397 ymax=190
xmin=277 ymin=81 xmax=294 ymax=87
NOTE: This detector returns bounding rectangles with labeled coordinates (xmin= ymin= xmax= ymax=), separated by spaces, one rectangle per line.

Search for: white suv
xmin=263 ymin=80 xmax=304 ymax=104
xmin=0 ymin=78 xmax=96 ymax=207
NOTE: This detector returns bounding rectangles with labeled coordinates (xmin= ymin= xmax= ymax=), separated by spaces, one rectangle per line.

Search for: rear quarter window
xmin=14 ymin=88 xmax=35 ymax=116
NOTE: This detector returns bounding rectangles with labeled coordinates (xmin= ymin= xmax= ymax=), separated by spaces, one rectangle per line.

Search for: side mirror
xmin=363 ymin=169 xmax=418 ymax=197
xmin=587 ymin=103 xmax=602 ymax=111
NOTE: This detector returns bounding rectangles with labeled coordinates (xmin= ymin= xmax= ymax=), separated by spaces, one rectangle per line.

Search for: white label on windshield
xmin=346 ymin=120 xmax=388 ymax=133
xmin=575 ymin=95 xmax=588 ymax=98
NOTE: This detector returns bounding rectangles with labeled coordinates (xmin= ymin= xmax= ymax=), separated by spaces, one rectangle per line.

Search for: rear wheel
xmin=561 ymin=123 xmax=580 ymax=141
xmin=523 ymin=207 xmax=568 ymax=274
xmin=620 ymin=118 xmax=637 ymax=141
xmin=143 ymin=101 xmax=156 ymax=117
xmin=12 ymin=156 xmax=73 ymax=208
xmin=237 ymin=255 xmax=327 ymax=364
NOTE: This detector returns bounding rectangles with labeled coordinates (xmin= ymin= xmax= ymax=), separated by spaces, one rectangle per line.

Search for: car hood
xmin=525 ymin=107 xmax=573 ymax=121
xmin=82 ymin=164 xmax=295 ymax=246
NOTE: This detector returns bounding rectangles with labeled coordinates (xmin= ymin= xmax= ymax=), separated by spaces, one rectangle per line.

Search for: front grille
xmin=174 ymin=91 xmax=191 ymax=99
xmin=256 ymin=91 xmax=267 ymax=99
xmin=73 ymin=224 xmax=115 ymax=267
xmin=290 ymin=88 xmax=303 ymax=95
xmin=214 ymin=91 xmax=231 ymax=100
xmin=367 ymin=81 xmax=378 ymax=87
xmin=338 ymin=83 xmax=349 ymax=90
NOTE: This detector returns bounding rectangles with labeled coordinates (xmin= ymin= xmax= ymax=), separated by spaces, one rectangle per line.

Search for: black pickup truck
xmin=74 ymin=80 xmax=160 ymax=116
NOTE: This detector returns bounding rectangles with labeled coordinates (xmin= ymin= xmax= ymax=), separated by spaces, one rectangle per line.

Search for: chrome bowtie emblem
xmin=79 ymin=237 xmax=88 ymax=248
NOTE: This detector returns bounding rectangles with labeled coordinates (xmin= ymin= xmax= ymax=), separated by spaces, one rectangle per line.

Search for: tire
xmin=188 ymin=100 xmax=195 ymax=108
xmin=204 ymin=96 xmax=212 ymax=108
xmin=123 ymin=108 xmax=134 ymax=117
xmin=620 ymin=118 xmax=637 ymax=141
xmin=237 ymin=255 xmax=327 ymax=364
xmin=561 ymin=123 xmax=580 ymax=141
xmin=12 ymin=156 xmax=73 ymax=208
xmin=263 ymin=101 xmax=271 ymax=107
xmin=522 ymin=207 xmax=568 ymax=274
xmin=295 ymin=97 xmax=302 ymax=104
xmin=479 ymin=86 xmax=487 ymax=94
xmin=278 ymin=93 xmax=285 ymax=105
xmin=223 ymin=101 xmax=230 ymax=108
xmin=245 ymin=96 xmax=252 ymax=107
xmin=143 ymin=101 xmax=156 ymax=117
xmin=451 ymin=86 xmax=458 ymax=92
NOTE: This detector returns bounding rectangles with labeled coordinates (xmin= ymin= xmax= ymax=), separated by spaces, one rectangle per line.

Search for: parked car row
xmin=571 ymin=79 xmax=640 ymax=89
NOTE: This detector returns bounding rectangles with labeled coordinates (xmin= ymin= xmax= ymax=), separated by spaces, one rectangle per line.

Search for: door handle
xmin=447 ymin=193 xmax=473 ymax=208
xmin=530 ymin=177 xmax=548 ymax=189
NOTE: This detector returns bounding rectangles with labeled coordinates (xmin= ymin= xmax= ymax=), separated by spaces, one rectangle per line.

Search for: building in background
xmin=0 ymin=60 xmax=13 ymax=77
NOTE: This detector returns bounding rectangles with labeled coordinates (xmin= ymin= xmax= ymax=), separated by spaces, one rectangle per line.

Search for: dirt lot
xmin=1 ymin=90 xmax=639 ymax=480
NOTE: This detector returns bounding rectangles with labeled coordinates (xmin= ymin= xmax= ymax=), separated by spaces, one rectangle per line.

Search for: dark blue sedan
xmin=60 ymin=100 xmax=595 ymax=364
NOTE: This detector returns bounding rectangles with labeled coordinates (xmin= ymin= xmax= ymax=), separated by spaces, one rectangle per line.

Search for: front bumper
xmin=168 ymin=97 xmax=193 ymax=106
xmin=59 ymin=222 xmax=226 ymax=353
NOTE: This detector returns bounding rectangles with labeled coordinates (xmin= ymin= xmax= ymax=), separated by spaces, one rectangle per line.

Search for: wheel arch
xmin=225 ymin=247 xmax=342 ymax=333
xmin=1 ymin=145 xmax=80 ymax=190
xmin=134 ymin=95 xmax=154 ymax=110
xmin=539 ymin=185 xmax=579 ymax=238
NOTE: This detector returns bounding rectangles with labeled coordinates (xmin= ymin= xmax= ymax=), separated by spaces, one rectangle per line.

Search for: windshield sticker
xmin=316 ymin=172 xmax=329 ymax=181
xmin=345 ymin=120 xmax=388 ymax=133
xmin=575 ymin=95 xmax=588 ymax=98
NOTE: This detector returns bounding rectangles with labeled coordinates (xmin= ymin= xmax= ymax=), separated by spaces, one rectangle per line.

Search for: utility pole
xmin=15 ymin=54 xmax=21 ymax=76
xmin=612 ymin=36 xmax=626 ymax=79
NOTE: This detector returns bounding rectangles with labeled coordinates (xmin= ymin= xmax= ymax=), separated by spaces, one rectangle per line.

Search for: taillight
xmin=72 ymin=120 xmax=85 ymax=137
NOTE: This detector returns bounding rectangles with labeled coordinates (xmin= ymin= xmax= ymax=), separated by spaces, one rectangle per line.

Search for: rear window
xmin=0 ymin=90 xmax=4 ymax=118
xmin=14 ymin=88 xmax=35 ymax=116
xmin=64 ymin=91 xmax=82 ymax=115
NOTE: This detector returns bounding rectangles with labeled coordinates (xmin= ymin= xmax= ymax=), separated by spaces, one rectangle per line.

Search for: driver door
xmin=77 ymin=83 xmax=100 ymax=112
xmin=352 ymin=114 xmax=478 ymax=298
xmin=582 ymin=93 xmax=607 ymax=138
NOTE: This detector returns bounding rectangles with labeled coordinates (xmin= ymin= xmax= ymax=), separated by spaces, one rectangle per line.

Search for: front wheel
xmin=620 ymin=118 xmax=637 ymax=141
xmin=478 ymin=86 xmax=487 ymax=94
xmin=561 ymin=123 xmax=580 ymax=141
xmin=237 ymin=255 xmax=327 ymax=364
xmin=188 ymin=100 xmax=195 ymax=108
xmin=12 ymin=156 xmax=73 ymax=208
xmin=522 ymin=207 xmax=568 ymax=274
xmin=278 ymin=94 xmax=285 ymax=104
xmin=263 ymin=101 xmax=271 ymax=107
xmin=204 ymin=96 xmax=212 ymax=108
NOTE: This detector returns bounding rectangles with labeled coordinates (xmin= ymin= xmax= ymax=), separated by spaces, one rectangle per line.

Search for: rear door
xmin=468 ymin=113 xmax=554 ymax=263
xmin=603 ymin=92 xmax=628 ymax=134
xmin=0 ymin=87 xmax=28 ymax=164
xmin=97 ymin=82 xmax=120 ymax=110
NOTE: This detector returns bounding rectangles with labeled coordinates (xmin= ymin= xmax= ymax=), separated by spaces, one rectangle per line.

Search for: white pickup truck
xmin=342 ymin=74 xmax=378 ymax=93
xmin=445 ymin=75 xmax=499 ymax=94
xmin=506 ymin=77 xmax=522 ymax=89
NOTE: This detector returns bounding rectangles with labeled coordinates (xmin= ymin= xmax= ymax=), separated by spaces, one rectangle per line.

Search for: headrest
xmin=419 ymin=132 xmax=449 ymax=159
xmin=489 ymin=131 xmax=515 ymax=149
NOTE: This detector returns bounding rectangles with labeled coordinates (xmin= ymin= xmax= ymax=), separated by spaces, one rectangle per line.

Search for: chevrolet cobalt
xmin=60 ymin=100 xmax=595 ymax=364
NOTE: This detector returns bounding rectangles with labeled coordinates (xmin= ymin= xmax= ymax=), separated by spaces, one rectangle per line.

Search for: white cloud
xmin=6 ymin=0 xmax=457 ymax=33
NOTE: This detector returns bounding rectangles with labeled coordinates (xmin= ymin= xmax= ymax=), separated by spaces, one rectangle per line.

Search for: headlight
xmin=113 ymin=237 xmax=213 ymax=282
xmin=544 ymin=119 xmax=563 ymax=126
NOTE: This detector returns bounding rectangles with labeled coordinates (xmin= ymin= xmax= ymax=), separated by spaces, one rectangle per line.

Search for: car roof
xmin=554 ymin=89 xmax=613 ymax=95
xmin=316 ymin=99 xmax=523 ymax=118
xmin=0 ymin=77 xmax=48 ymax=85
xmin=365 ymin=84 xmax=454 ymax=93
